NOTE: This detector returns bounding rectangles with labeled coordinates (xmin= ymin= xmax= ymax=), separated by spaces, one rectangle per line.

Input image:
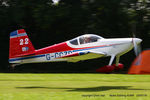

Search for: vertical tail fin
xmin=9 ymin=29 xmax=35 ymax=59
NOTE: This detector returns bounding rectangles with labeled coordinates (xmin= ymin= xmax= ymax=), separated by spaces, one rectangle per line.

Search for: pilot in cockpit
xmin=84 ymin=36 xmax=91 ymax=43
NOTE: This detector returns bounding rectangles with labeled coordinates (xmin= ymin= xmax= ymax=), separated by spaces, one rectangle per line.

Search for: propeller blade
xmin=133 ymin=38 xmax=142 ymax=56
xmin=131 ymin=24 xmax=142 ymax=56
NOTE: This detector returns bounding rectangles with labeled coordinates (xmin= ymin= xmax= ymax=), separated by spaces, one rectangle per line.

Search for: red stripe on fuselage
xmin=35 ymin=42 xmax=111 ymax=55
xmin=35 ymin=42 xmax=74 ymax=55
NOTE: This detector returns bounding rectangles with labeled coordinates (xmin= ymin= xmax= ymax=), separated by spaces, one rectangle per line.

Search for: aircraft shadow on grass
xmin=16 ymin=86 xmax=149 ymax=92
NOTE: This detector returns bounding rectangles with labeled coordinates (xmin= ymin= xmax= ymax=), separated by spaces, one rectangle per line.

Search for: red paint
xmin=18 ymin=29 xmax=25 ymax=34
xmin=35 ymin=42 xmax=74 ymax=55
xmin=35 ymin=42 xmax=109 ymax=55
xmin=35 ymin=42 xmax=110 ymax=55
xmin=9 ymin=30 xmax=35 ymax=58
xmin=96 ymin=65 xmax=115 ymax=73
xmin=113 ymin=63 xmax=124 ymax=70
xmin=10 ymin=29 xmax=114 ymax=59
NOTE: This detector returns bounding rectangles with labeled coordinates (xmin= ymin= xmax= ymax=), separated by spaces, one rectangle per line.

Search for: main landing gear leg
xmin=109 ymin=55 xmax=115 ymax=66
xmin=113 ymin=56 xmax=124 ymax=71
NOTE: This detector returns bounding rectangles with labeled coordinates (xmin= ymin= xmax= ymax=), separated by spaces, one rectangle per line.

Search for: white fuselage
xmin=9 ymin=37 xmax=141 ymax=64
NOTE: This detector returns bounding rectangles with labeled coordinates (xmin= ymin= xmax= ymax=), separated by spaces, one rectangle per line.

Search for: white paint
xmin=10 ymin=34 xmax=142 ymax=66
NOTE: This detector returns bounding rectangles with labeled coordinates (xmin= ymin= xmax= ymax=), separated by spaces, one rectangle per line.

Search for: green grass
xmin=0 ymin=73 xmax=150 ymax=100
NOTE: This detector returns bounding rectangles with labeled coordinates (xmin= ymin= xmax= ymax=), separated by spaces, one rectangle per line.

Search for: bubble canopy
xmin=69 ymin=34 xmax=104 ymax=45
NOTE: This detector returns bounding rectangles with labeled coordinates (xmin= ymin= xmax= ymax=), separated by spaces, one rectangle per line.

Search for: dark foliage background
xmin=0 ymin=0 xmax=150 ymax=73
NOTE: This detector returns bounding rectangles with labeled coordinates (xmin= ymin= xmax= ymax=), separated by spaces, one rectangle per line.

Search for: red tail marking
xmin=9 ymin=29 xmax=35 ymax=58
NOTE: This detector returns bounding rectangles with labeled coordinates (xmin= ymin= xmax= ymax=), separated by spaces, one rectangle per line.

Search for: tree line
xmin=0 ymin=0 xmax=150 ymax=72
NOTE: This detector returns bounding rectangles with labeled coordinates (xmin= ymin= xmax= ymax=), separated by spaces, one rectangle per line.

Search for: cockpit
xmin=69 ymin=34 xmax=104 ymax=45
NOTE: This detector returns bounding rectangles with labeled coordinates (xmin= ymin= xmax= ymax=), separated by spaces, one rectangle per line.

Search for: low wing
xmin=58 ymin=51 xmax=106 ymax=62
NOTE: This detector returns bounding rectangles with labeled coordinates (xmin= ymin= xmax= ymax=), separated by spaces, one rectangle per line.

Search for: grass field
xmin=0 ymin=73 xmax=150 ymax=100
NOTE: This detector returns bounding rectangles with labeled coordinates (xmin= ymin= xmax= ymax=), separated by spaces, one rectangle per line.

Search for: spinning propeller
xmin=132 ymin=33 xmax=142 ymax=56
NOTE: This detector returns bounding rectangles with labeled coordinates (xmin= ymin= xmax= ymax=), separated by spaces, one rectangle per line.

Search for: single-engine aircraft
xmin=9 ymin=29 xmax=142 ymax=72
